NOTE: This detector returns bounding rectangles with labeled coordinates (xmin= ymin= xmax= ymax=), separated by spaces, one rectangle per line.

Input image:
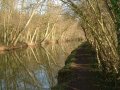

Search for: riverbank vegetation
xmin=0 ymin=0 xmax=84 ymax=51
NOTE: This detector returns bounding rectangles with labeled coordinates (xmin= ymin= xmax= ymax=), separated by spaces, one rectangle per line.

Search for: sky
xmin=15 ymin=0 xmax=62 ymax=14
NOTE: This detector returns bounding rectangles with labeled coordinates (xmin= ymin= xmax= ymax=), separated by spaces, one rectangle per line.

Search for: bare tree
xmin=60 ymin=0 xmax=120 ymax=74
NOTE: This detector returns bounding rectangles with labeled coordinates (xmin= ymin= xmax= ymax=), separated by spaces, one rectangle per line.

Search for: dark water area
xmin=0 ymin=41 xmax=81 ymax=90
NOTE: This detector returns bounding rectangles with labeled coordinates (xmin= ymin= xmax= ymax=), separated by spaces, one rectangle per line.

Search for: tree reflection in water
xmin=0 ymin=41 xmax=81 ymax=90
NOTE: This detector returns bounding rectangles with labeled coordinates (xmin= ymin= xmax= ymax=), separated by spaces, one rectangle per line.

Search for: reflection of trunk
xmin=14 ymin=53 xmax=41 ymax=87
xmin=41 ymin=46 xmax=57 ymax=65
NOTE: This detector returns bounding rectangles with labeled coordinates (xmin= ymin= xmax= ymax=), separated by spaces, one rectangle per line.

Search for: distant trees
xmin=0 ymin=0 xmax=82 ymax=46
xmin=0 ymin=0 xmax=47 ymax=45
xmin=60 ymin=0 xmax=120 ymax=74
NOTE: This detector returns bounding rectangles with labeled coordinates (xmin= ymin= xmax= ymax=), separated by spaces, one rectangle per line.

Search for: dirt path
xmin=54 ymin=42 xmax=100 ymax=90
xmin=53 ymin=42 xmax=120 ymax=90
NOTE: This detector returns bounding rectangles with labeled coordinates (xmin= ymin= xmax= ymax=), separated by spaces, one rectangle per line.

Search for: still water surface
xmin=0 ymin=41 xmax=80 ymax=90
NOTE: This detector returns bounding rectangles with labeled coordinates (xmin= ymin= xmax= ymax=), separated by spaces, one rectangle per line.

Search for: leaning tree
xmin=60 ymin=0 xmax=120 ymax=75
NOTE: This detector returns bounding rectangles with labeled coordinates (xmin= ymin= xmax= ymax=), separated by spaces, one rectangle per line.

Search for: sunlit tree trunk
xmin=106 ymin=0 xmax=120 ymax=44
xmin=60 ymin=0 xmax=120 ymax=74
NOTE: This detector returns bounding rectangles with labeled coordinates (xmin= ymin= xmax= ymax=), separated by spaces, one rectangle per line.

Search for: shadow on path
xmin=53 ymin=42 xmax=120 ymax=90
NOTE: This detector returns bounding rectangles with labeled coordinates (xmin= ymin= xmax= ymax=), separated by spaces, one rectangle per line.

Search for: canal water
xmin=0 ymin=41 xmax=81 ymax=90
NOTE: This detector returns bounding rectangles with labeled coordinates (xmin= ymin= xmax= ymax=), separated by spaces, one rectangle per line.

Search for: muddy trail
xmin=53 ymin=42 xmax=120 ymax=90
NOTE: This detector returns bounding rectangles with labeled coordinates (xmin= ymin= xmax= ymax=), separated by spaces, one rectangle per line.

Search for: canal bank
xmin=53 ymin=41 xmax=120 ymax=90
